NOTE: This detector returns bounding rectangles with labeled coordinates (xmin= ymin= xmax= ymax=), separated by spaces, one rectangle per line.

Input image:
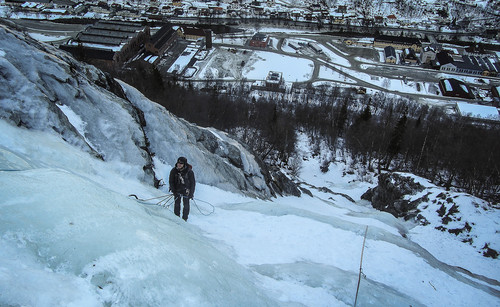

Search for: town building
xmin=374 ymin=35 xmax=421 ymax=52
xmin=436 ymin=50 xmax=499 ymax=76
xmin=176 ymin=26 xmax=212 ymax=48
xmin=384 ymin=46 xmax=397 ymax=64
xmin=288 ymin=41 xmax=302 ymax=50
xmin=420 ymin=43 xmax=441 ymax=64
xmin=434 ymin=50 xmax=454 ymax=67
xmin=402 ymin=48 xmax=419 ymax=65
xmin=343 ymin=37 xmax=373 ymax=47
xmin=145 ymin=24 xmax=177 ymax=56
xmin=308 ymin=42 xmax=323 ymax=53
xmin=266 ymin=71 xmax=283 ymax=88
xmin=439 ymin=78 xmax=475 ymax=99
xmin=60 ymin=20 xmax=149 ymax=68
xmin=249 ymin=33 xmax=270 ymax=48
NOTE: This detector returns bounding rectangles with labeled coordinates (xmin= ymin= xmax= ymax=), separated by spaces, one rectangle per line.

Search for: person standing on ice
xmin=169 ymin=157 xmax=195 ymax=221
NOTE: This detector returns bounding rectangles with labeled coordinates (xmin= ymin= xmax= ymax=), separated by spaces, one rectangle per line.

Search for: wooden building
xmin=374 ymin=35 xmax=421 ymax=52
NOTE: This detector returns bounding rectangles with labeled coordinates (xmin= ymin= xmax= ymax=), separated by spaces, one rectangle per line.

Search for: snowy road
xmin=202 ymin=31 xmax=493 ymax=106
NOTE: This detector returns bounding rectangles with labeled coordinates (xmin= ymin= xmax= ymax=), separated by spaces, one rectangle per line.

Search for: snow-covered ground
xmin=0 ymin=16 xmax=499 ymax=307
xmin=190 ymin=38 xmax=444 ymax=100
xmin=1 ymin=117 xmax=499 ymax=306
xmin=195 ymin=47 xmax=314 ymax=82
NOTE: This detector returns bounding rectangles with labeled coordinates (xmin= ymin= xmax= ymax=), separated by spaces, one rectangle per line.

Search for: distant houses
xmin=342 ymin=34 xmax=499 ymax=78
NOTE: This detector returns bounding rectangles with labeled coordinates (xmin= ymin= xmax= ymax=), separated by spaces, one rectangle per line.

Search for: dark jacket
xmin=169 ymin=164 xmax=195 ymax=198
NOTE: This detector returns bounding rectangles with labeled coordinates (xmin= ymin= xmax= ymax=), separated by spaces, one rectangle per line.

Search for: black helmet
xmin=177 ymin=157 xmax=187 ymax=165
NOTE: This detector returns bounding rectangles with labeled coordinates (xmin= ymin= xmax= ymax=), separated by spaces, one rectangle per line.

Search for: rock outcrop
xmin=361 ymin=172 xmax=425 ymax=220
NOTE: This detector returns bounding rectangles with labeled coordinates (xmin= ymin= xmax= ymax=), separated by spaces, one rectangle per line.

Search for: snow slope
xmin=1 ymin=118 xmax=499 ymax=306
xmin=0 ymin=22 xmax=499 ymax=307
xmin=0 ymin=121 xmax=273 ymax=306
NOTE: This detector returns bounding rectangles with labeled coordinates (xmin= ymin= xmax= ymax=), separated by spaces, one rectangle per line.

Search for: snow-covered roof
xmin=456 ymin=102 xmax=500 ymax=121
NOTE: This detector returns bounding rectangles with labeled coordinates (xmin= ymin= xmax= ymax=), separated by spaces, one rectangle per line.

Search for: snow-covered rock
xmin=361 ymin=172 xmax=426 ymax=219
xmin=363 ymin=172 xmax=500 ymax=260
xmin=0 ymin=24 xmax=287 ymax=198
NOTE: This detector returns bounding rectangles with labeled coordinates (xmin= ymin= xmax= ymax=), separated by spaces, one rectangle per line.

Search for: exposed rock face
xmin=361 ymin=173 xmax=425 ymax=220
xmin=0 ymin=24 xmax=301 ymax=198
xmin=268 ymin=169 xmax=302 ymax=197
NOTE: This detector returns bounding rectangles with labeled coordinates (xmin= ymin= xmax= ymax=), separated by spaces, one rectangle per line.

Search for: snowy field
xmin=190 ymin=38 xmax=446 ymax=99
xmin=243 ymin=51 xmax=313 ymax=82
xmin=196 ymin=48 xmax=314 ymax=82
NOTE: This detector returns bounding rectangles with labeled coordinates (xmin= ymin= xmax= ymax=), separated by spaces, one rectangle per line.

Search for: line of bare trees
xmin=113 ymin=65 xmax=499 ymax=203
xmin=291 ymin=89 xmax=500 ymax=203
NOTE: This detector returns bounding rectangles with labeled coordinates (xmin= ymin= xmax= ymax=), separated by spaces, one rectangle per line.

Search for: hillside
xmin=0 ymin=23 xmax=499 ymax=306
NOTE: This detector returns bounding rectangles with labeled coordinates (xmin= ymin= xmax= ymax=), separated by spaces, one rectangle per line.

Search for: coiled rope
xmin=129 ymin=194 xmax=175 ymax=208
xmin=128 ymin=194 xmax=215 ymax=216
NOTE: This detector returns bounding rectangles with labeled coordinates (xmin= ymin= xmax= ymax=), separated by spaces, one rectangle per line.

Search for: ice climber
xmin=169 ymin=156 xmax=195 ymax=221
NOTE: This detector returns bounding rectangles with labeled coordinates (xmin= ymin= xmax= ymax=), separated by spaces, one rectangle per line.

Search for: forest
xmin=113 ymin=64 xmax=500 ymax=204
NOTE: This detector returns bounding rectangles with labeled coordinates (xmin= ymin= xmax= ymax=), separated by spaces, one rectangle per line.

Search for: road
xmin=12 ymin=18 xmax=498 ymax=106
xmin=211 ymin=31 xmax=499 ymax=106
xmin=169 ymin=16 xmax=486 ymax=38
